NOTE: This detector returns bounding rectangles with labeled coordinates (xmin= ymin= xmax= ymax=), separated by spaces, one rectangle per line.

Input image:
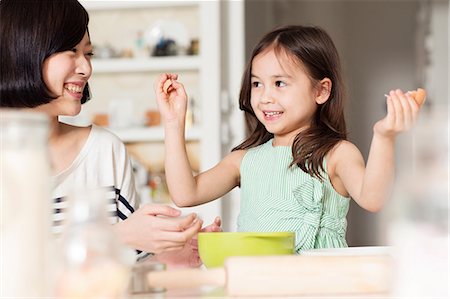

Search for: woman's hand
xmin=373 ymin=89 xmax=421 ymax=139
xmin=154 ymin=73 xmax=188 ymax=126
xmin=113 ymin=204 xmax=202 ymax=254
xmin=154 ymin=216 xmax=222 ymax=268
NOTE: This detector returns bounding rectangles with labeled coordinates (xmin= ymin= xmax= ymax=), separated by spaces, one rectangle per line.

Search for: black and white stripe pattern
xmin=52 ymin=186 xmax=135 ymax=234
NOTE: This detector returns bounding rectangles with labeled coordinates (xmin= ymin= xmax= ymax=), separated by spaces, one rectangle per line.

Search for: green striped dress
xmin=237 ymin=139 xmax=350 ymax=253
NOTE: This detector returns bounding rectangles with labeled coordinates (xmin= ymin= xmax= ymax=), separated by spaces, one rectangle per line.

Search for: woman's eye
xmin=252 ymin=82 xmax=261 ymax=88
xmin=85 ymin=52 xmax=94 ymax=57
xmin=275 ymin=81 xmax=286 ymax=87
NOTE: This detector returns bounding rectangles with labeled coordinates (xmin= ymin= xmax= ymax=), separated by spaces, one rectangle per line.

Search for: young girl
xmin=156 ymin=25 xmax=423 ymax=252
xmin=0 ymin=0 xmax=220 ymax=267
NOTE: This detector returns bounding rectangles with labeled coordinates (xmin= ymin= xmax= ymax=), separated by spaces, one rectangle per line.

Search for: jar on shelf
xmin=388 ymin=107 xmax=449 ymax=297
xmin=149 ymin=172 xmax=170 ymax=204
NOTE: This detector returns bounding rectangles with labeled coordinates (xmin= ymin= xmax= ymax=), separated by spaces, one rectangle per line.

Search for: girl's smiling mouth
xmin=263 ymin=110 xmax=283 ymax=121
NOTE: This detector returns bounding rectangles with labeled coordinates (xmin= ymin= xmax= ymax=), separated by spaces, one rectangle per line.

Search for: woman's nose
xmin=76 ymin=56 xmax=92 ymax=78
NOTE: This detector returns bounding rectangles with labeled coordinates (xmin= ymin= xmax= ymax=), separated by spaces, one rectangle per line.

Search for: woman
xmin=0 ymin=0 xmax=220 ymax=266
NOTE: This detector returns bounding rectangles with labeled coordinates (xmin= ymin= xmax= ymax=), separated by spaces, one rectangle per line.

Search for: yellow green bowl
xmin=198 ymin=232 xmax=295 ymax=268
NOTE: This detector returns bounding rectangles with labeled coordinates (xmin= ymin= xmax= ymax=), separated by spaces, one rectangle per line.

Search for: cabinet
xmin=75 ymin=0 xmax=228 ymax=225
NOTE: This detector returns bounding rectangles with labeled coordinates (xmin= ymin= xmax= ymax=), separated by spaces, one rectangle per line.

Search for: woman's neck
xmin=30 ymin=106 xmax=65 ymax=140
xmin=48 ymin=117 xmax=62 ymax=139
xmin=48 ymin=117 xmax=74 ymax=142
xmin=47 ymin=119 xmax=91 ymax=176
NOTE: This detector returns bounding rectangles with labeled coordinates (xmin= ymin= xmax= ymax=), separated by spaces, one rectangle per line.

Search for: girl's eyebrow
xmin=273 ymin=74 xmax=292 ymax=79
xmin=251 ymin=74 xmax=292 ymax=79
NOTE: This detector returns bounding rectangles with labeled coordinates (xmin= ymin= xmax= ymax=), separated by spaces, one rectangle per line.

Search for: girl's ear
xmin=315 ymin=78 xmax=332 ymax=104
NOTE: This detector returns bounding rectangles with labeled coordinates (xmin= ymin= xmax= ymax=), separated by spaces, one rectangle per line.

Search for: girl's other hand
xmin=166 ymin=216 xmax=222 ymax=268
xmin=201 ymin=216 xmax=222 ymax=233
xmin=373 ymin=89 xmax=421 ymax=139
xmin=153 ymin=216 xmax=222 ymax=268
xmin=154 ymin=73 xmax=188 ymax=125
xmin=153 ymin=239 xmax=203 ymax=269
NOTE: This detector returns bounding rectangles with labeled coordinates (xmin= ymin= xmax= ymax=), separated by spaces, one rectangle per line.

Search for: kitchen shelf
xmin=82 ymin=1 xmax=226 ymax=227
xmin=92 ymin=56 xmax=200 ymax=73
xmin=80 ymin=1 xmax=198 ymax=10
xmin=106 ymin=126 xmax=201 ymax=143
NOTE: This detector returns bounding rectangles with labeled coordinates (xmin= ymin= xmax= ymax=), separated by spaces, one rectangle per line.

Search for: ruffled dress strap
xmin=292 ymin=177 xmax=324 ymax=252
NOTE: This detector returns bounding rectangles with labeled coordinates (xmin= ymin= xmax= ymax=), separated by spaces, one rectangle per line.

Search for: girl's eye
xmin=85 ymin=52 xmax=94 ymax=57
xmin=252 ymin=81 xmax=261 ymax=88
xmin=275 ymin=81 xmax=286 ymax=87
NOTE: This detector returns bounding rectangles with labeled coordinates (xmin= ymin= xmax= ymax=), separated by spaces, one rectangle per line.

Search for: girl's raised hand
xmin=154 ymin=73 xmax=188 ymax=125
xmin=373 ymin=89 xmax=421 ymax=139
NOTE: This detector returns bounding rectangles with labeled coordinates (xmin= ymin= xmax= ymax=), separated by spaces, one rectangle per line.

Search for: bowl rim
xmin=300 ymin=246 xmax=392 ymax=256
xmin=198 ymin=231 xmax=295 ymax=238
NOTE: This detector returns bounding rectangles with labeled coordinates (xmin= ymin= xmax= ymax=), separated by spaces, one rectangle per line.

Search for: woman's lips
xmin=64 ymin=83 xmax=84 ymax=99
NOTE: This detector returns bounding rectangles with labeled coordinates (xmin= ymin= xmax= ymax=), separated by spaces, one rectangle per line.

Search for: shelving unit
xmin=106 ymin=126 xmax=201 ymax=143
xmin=80 ymin=0 xmax=223 ymax=225
xmin=92 ymin=56 xmax=200 ymax=73
xmin=81 ymin=1 xmax=198 ymax=10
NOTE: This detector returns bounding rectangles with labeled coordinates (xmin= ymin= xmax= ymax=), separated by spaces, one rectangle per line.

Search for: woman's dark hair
xmin=0 ymin=0 xmax=91 ymax=108
xmin=233 ymin=25 xmax=347 ymax=180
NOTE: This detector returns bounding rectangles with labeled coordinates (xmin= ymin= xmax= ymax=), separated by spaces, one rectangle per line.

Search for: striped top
xmin=237 ymin=139 xmax=350 ymax=253
xmin=52 ymin=186 xmax=135 ymax=234
xmin=51 ymin=125 xmax=138 ymax=235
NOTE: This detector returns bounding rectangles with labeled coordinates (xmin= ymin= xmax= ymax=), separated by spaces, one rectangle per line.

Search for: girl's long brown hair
xmin=232 ymin=25 xmax=347 ymax=180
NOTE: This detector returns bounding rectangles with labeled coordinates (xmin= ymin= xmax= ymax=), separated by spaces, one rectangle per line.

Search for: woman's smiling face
xmin=40 ymin=31 xmax=93 ymax=117
xmin=250 ymin=48 xmax=319 ymax=145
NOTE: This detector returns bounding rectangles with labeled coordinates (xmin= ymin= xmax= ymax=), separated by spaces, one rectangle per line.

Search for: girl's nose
xmin=260 ymin=88 xmax=275 ymax=104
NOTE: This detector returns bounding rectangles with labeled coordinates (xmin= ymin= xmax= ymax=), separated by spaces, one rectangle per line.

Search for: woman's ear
xmin=315 ymin=78 xmax=332 ymax=104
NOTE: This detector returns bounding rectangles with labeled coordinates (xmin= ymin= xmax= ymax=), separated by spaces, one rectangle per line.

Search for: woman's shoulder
xmin=64 ymin=124 xmax=127 ymax=159
xmin=87 ymin=125 xmax=127 ymax=151
xmin=90 ymin=125 xmax=122 ymax=142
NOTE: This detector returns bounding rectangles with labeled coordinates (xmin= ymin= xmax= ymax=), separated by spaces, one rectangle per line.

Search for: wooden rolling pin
xmin=147 ymin=255 xmax=392 ymax=296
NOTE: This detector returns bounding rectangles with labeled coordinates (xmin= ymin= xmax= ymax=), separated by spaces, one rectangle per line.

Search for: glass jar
xmin=0 ymin=109 xmax=52 ymax=297
xmin=388 ymin=107 xmax=449 ymax=296
xmin=56 ymin=188 xmax=131 ymax=298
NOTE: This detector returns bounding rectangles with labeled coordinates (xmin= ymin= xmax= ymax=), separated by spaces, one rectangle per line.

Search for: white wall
xmin=220 ymin=0 xmax=246 ymax=232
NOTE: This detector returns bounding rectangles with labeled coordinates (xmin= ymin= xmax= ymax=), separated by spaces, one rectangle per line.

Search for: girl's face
xmin=40 ymin=31 xmax=93 ymax=117
xmin=250 ymin=48 xmax=320 ymax=146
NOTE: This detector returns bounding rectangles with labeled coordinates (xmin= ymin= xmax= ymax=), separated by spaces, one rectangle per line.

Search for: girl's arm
xmin=331 ymin=89 xmax=421 ymax=212
xmin=155 ymin=74 xmax=243 ymax=207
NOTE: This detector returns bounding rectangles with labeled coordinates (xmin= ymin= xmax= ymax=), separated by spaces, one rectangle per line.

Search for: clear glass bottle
xmin=56 ymin=188 xmax=131 ymax=298
xmin=0 ymin=109 xmax=52 ymax=297
xmin=388 ymin=107 xmax=449 ymax=297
